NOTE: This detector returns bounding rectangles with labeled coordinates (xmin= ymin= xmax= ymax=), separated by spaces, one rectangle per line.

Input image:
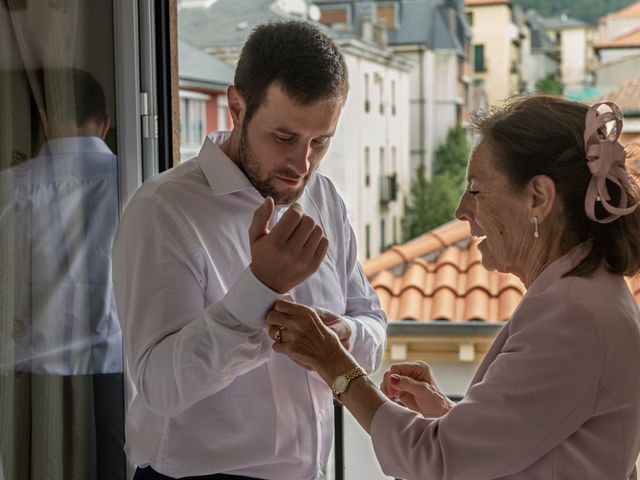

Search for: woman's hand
xmin=266 ymin=300 xmax=353 ymax=381
xmin=381 ymin=361 xmax=455 ymax=418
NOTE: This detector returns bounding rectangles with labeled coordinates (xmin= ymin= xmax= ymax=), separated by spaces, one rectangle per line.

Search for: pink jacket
xmin=371 ymin=249 xmax=640 ymax=479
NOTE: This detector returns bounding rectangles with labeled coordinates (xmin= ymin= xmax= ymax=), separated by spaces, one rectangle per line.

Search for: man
xmin=112 ymin=21 xmax=386 ymax=480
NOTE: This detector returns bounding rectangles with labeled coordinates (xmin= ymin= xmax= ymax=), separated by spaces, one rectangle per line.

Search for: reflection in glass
xmin=0 ymin=2 xmax=125 ymax=478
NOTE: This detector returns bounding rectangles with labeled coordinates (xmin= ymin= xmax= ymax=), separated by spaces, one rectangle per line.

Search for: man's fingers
xmin=269 ymin=203 xmax=304 ymax=242
xmin=287 ymin=214 xmax=318 ymax=250
xmin=303 ymin=225 xmax=325 ymax=253
xmin=249 ymin=197 xmax=274 ymax=243
xmin=312 ymin=236 xmax=329 ymax=268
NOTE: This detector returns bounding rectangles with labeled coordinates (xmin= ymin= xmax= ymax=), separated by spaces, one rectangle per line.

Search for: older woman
xmin=266 ymin=96 xmax=640 ymax=479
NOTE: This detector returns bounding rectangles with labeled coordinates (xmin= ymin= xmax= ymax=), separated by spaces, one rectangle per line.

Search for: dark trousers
xmin=133 ymin=466 xmax=265 ymax=480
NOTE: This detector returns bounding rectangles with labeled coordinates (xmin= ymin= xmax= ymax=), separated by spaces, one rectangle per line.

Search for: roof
xmin=464 ymin=0 xmax=510 ymax=6
xmin=595 ymin=27 xmax=640 ymax=49
xmin=599 ymin=75 xmax=640 ymax=114
xmin=364 ymin=219 xmax=640 ymax=323
xmin=542 ymin=14 xmax=591 ymax=30
xmin=610 ymin=0 xmax=640 ymax=18
xmin=526 ymin=9 xmax=556 ymax=50
xmin=178 ymin=0 xmax=323 ymax=50
xmin=312 ymin=1 xmax=469 ymax=54
xmin=178 ymin=39 xmax=234 ymax=89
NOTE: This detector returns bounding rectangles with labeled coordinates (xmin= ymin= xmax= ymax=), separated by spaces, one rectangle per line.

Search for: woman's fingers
xmin=388 ymin=374 xmax=430 ymax=398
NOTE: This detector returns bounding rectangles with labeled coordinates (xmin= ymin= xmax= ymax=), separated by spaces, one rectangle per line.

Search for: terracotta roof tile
xmin=611 ymin=1 xmax=640 ymax=18
xmin=595 ymin=27 xmax=640 ymax=49
xmin=599 ymin=75 xmax=640 ymax=113
xmin=362 ymin=219 xmax=470 ymax=276
xmin=368 ymin=220 xmax=640 ymax=323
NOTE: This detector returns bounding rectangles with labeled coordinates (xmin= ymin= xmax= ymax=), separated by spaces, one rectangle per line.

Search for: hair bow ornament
xmin=583 ymin=101 xmax=637 ymax=224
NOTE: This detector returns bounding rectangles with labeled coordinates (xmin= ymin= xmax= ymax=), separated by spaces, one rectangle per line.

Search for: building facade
xmin=315 ymin=0 xmax=472 ymax=177
xmin=465 ymin=0 xmax=524 ymax=105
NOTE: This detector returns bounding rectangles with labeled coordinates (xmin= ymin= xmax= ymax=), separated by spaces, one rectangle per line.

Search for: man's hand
xmin=313 ymin=306 xmax=352 ymax=350
xmin=249 ymin=197 xmax=329 ymax=293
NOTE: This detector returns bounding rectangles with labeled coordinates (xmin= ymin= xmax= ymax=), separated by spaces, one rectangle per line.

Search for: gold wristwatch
xmin=331 ymin=366 xmax=367 ymax=400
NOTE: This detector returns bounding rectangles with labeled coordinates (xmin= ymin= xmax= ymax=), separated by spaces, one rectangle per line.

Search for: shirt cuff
xmin=341 ymin=315 xmax=357 ymax=351
xmin=220 ymin=266 xmax=283 ymax=329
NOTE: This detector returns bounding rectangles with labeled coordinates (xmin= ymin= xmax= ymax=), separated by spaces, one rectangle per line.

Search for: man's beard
xmin=238 ymin=124 xmax=313 ymax=205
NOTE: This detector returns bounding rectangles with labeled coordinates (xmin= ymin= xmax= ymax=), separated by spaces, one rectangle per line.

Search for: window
xmin=391 ymin=146 xmax=397 ymax=173
xmin=380 ymin=217 xmax=386 ymax=252
xmin=391 ymin=80 xmax=396 ymax=116
xmin=377 ymin=3 xmax=397 ymax=28
xmin=393 ymin=215 xmax=398 ymax=245
xmin=466 ymin=11 xmax=473 ymax=26
xmin=365 ymin=224 xmax=371 ymax=259
xmin=474 ymin=44 xmax=486 ymax=72
xmin=364 ymin=73 xmax=370 ymax=112
xmin=320 ymin=6 xmax=348 ymax=25
xmin=379 ymin=78 xmax=384 ymax=114
xmin=179 ymin=90 xmax=209 ymax=160
xmin=365 ymin=146 xmax=371 ymax=186
xmin=0 ymin=2 xmax=132 ymax=478
xmin=217 ymin=95 xmax=229 ymax=131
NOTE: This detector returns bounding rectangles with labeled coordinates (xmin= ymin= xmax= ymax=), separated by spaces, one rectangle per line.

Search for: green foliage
xmin=535 ymin=74 xmax=564 ymax=95
xmin=433 ymin=125 xmax=469 ymax=185
xmin=402 ymin=126 xmax=470 ymax=240
xmin=512 ymin=0 xmax=636 ymax=25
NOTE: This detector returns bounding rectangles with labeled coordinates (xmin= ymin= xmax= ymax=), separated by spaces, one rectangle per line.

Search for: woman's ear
xmin=528 ymin=174 xmax=556 ymax=223
xmin=227 ymin=86 xmax=245 ymax=128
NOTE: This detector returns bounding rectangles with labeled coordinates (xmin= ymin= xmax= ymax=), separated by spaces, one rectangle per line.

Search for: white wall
xmin=598 ymin=47 xmax=640 ymax=65
xmin=320 ymin=47 xmax=410 ymax=262
xmin=468 ymin=4 xmax=516 ymax=105
xmin=559 ymin=28 xmax=589 ymax=88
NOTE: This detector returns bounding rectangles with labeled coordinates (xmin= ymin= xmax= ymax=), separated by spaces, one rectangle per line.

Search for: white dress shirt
xmin=2 ymin=136 xmax=122 ymax=375
xmin=112 ymin=133 xmax=387 ymax=479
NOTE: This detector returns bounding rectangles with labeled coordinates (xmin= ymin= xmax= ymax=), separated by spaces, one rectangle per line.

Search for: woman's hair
xmin=471 ymin=94 xmax=640 ymax=277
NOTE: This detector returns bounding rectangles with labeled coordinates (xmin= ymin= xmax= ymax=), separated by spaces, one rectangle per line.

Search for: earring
xmin=532 ymin=216 xmax=540 ymax=239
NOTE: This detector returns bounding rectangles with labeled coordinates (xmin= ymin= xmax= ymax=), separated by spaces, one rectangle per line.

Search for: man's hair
xmin=70 ymin=68 xmax=107 ymax=127
xmin=40 ymin=68 xmax=107 ymax=127
xmin=234 ymin=21 xmax=349 ymax=123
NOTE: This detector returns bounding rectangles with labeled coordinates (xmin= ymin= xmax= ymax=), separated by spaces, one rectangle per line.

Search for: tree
xmin=433 ymin=125 xmax=470 ymax=184
xmin=511 ymin=0 xmax=636 ymax=25
xmin=402 ymin=168 xmax=462 ymax=239
xmin=402 ymin=125 xmax=470 ymax=240
xmin=535 ymin=74 xmax=564 ymax=95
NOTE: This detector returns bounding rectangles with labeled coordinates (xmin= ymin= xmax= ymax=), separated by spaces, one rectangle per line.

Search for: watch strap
xmin=332 ymin=366 xmax=367 ymax=399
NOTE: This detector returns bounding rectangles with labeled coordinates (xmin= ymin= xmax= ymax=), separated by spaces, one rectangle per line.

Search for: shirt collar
xmin=197 ymin=132 xmax=255 ymax=196
xmin=36 ymin=136 xmax=113 ymax=157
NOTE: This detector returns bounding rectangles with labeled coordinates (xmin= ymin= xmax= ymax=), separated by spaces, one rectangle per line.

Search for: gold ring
xmin=274 ymin=326 xmax=284 ymax=343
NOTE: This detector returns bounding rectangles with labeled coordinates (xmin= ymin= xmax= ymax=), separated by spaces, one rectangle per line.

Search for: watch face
xmin=335 ymin=376 xmax=348 ymax=392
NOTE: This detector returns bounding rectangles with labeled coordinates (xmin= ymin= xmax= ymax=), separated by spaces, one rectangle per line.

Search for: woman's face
xmin=455 ymin=141 xmax=533 ymax=276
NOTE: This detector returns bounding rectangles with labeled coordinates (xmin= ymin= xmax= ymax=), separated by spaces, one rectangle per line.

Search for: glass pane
xmin=0 ymin=1 xmax=125 ymax=479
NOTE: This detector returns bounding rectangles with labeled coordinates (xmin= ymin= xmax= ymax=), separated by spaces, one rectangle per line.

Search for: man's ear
xmin=99 ymin=114 xmax=110 ymax=140
xmin=227 ymin=86 xmax=246 ymax=128
xmin=528 ymin=174 xmax=556 ymax=223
